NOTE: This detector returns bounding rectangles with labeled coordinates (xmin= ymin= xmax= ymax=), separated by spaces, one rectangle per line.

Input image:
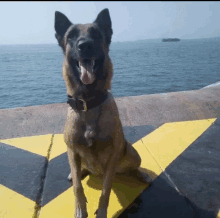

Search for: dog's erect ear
xmin=94 ymin=8 xmax=113 ymax=45
xmin=54 ymin=11 xmax=72 ymax=47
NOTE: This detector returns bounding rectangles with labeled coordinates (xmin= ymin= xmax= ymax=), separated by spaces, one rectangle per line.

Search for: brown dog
xmin=54 ymin=8 xmax=151 ymax=218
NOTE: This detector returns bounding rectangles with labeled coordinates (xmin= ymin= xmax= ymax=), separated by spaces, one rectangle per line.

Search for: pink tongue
xmin=80 ymin=62 xmax=95 ymax=85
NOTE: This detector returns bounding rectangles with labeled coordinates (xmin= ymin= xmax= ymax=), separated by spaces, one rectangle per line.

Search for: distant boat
xmin=162 ymin=38 xmax=180 ymax=42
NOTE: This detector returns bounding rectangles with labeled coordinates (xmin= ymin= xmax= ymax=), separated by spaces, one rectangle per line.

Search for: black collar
xmin=67 ymin=92 xmax=108 ymax=111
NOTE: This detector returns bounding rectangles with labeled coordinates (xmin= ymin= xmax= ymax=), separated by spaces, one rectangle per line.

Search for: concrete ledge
xmin=0 ymin=83 xmax=219 ymax=139
xmin=201 ymin=81 xmax=220 ymax=89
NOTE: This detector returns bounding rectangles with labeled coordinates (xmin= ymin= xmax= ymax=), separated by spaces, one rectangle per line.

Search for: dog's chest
xmin=64 ymin=103 xmax=118 ymax=175
xmin=78 ymin=138 xmax=114 ymax=175
xmin=65 ymin=106 xmax=114 ymax=145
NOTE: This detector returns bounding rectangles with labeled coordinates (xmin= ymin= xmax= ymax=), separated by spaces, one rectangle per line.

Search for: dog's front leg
xmin=67 ymin=147 xmax=88 ymax=218
xmin=95 ymin=133 xmax=123 ymax=218
xmin=95 ymin=154 xmax=119 ymax=218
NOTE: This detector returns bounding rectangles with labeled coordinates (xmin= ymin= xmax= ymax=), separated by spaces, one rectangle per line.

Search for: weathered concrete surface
xmin=0 ymin=85 xmax=219 ymax=139
xmin=0 ymin=83 xmax=220 ymax=218
xmin=0 ymin=103 xmax=67 ymax=139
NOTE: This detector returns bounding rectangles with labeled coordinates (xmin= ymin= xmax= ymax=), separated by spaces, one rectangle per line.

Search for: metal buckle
xmin=78 ymin=99 xmax=87 ymax=111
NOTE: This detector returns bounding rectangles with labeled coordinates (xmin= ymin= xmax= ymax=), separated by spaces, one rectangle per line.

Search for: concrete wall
xmin=0 ymin=82 xmax=219 ymax=139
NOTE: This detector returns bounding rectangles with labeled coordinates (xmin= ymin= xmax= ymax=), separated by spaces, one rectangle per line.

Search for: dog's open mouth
xmin=73 ymin=58 xmax=103 ymax=85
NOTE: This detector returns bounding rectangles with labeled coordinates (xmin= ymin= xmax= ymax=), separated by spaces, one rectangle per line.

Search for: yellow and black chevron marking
xmin=0 ymin=118 xmax=219 ymax=218
xmin=0 ymin=135 xmax=52 ymax=217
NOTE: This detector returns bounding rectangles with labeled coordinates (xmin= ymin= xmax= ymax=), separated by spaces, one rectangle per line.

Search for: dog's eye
xmin=67 ymin=32 xmax=75 ymax=39
xmin=67 ymin=29 xmax=78 ymax=39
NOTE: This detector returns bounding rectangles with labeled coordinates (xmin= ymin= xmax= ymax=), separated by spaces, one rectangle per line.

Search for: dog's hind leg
xmin=68 ymin=168 xmax=90 ymax=181
xmin=116 ymin=140 xmax=152 ymax=184
xmin=126 ymin=168 xmax=152 ymax=184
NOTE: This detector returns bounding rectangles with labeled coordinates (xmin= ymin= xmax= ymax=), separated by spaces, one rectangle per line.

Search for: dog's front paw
xmin=94 ymin=208 xmax=107 ymax=218
xmin=75 ymin=203 xmax=88 ymax=218
xmin=75 ymin=208 xmax=88 ymax=218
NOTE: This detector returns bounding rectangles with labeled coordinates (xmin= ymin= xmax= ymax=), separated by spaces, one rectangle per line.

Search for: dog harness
xmin=67 ymin=92 xmax=108 ymax=111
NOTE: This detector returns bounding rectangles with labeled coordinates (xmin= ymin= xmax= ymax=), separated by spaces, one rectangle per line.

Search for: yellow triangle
xmin=0 ymin=134 xmax=53 ymax=157
xmin=0 ymin=184 xmax=35 ymax=218
xmin=39 ymin=187 xmax=75 ymax=218
xmin=142 ymin=118 xmax=216 ymax=170
xmin=49 ymin=134 xmax=67 ymax=160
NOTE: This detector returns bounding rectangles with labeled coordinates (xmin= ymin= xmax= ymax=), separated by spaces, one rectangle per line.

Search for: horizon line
xmin=0 ymin=36 xmax=219 ymax=46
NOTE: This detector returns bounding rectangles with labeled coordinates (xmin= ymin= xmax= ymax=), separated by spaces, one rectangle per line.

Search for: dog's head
xmin=54 ymin=9 xmax=113 ymax=86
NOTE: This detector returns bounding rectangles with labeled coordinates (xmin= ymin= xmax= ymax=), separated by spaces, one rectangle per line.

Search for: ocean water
xmin=0 ymin=37 xmax=220 ymax=109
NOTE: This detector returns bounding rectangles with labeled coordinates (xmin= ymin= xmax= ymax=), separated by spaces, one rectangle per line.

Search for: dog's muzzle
xmin=77 ymin=39 xmax=94 ymax=59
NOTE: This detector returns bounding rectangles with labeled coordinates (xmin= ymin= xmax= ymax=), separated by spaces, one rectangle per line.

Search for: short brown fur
xmin=54 ymin=9 xmax=151 ymax=218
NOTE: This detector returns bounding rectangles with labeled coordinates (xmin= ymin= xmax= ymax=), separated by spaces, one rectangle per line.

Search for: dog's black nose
xmin=77 ymin=40 xmax=93 ymax=53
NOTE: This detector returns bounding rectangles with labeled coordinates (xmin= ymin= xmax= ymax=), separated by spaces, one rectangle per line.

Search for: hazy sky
xmin=1 ymin=1 xmax=220 ymax=45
